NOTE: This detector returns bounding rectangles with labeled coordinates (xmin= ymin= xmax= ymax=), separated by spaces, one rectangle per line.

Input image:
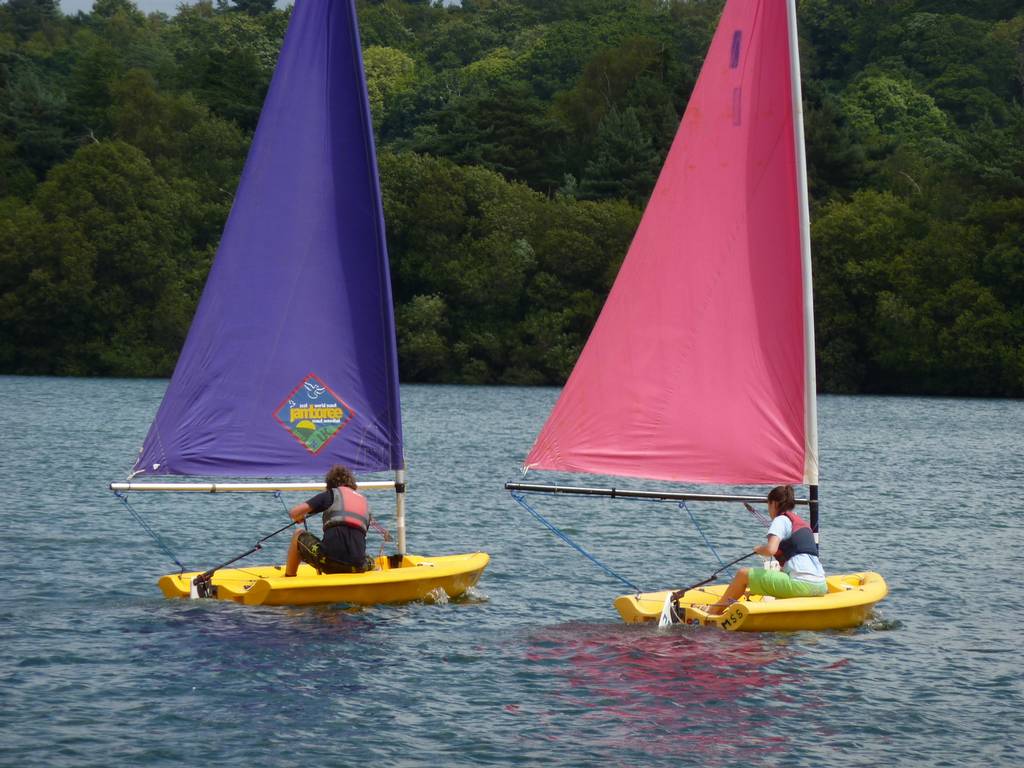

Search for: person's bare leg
xmin=285 ymin=530 xmax=303 ymax=577
xmin=707 ymin=568 xmax=750 ymax=615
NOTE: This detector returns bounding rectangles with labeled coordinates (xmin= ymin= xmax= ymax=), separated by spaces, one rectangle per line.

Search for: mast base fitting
xmin=192 ymin=576 xmax=217 ymax=599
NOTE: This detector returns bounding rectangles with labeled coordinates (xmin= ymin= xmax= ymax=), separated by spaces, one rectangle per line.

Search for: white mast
xmin=786 ymin=0 xmax=819 ymax=492
xmin=395 ymin=468 xmax=407 ymax=555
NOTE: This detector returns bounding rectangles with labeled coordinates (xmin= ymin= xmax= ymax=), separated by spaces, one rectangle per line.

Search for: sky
xmin=58 ymin=0 xmax=456 ymax=16
xmin=61 ymin=0 xmax=193 ymax=14
xmin=58 ymin=0 xmax=289 ymax=15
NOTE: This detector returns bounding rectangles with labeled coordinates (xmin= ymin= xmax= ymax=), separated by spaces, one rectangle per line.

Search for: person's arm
xmin=292 ymin=491 xmax=332 ymax=524
xmin=289 ymin=501 xmax=313 ymax=524
xmin=754 ymin=535 xmax=781 ymax=557
xmin=755 ymin=515 xmax=789 ymax=556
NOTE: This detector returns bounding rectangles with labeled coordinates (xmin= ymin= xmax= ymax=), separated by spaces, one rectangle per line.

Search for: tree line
xmin=1 ymin=0 xmax=1022 ymax=396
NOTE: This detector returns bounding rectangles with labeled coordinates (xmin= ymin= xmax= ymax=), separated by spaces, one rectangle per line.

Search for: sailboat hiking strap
xmin=510 ymin=492 xmax=644 ymax=593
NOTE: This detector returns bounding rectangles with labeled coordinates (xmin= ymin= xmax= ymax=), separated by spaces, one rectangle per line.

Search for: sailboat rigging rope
xmin=117 ymin=490 xmax=306 ymax=576
xmin=113 ymin=490 xmax=187 ymax=574
xmin=681 ymin=501 xmax=724 ymax=567
xmin=510 ymin=491 xmax=643 ymax=593
xmin=744 ymin=503 xmax=771 ymax=527
xmin=273 ymin=490 xmax=306 ymax=530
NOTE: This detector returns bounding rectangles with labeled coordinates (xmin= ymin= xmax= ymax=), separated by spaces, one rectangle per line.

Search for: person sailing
xmin=284 ymin=464 xmax=388 ymax=576
xmin=707 ymin=484 xmax=826 ymax=614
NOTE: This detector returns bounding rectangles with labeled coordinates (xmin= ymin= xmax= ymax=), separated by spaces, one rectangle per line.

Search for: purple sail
xmin=131 ymin=0 xmax=403 ymax=478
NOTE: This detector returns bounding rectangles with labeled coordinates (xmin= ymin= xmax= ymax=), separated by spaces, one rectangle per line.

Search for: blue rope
xmin=681 ymin=500 xmax=724 ymax=567
xmin=510 ymin=492 xmax=643 ymax=593
xmin=274 ymin=490 xmax=289 ymax=515
xmin=274 ymin=490 xmax=305 ymax=530
xmin=114 ymin=491 xmax=187 ymax=574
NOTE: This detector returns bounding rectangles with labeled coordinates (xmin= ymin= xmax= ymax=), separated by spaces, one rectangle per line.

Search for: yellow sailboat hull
xmin=614 ymin=571 xmax=887 ymax=632
xmin=158 ymin=552 xmax=489 ymax=607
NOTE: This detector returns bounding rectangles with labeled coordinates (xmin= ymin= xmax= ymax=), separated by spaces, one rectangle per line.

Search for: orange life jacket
xmin=322 ymin=486 xmax=369 ymax=534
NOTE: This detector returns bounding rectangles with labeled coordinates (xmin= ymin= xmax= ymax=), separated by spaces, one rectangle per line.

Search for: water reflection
xmin=526 ymin=622 xmax=807 ymax=763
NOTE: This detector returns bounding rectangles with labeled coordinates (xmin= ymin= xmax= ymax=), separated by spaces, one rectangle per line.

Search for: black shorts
xmin=297 ymin=532 xmax=372 ymax=574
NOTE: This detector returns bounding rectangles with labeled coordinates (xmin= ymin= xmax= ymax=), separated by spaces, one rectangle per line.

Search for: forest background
xmin=1 ymin=0 xmax=1022 ymax=396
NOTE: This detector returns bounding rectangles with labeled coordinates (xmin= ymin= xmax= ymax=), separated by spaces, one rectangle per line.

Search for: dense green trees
xmin=379 ymin=149 xmax=639 ymax=383
xmin=0 ymin=0 xmax=1022 ymax=396
xmin=0 ymin=141 xmax=205 ymax=374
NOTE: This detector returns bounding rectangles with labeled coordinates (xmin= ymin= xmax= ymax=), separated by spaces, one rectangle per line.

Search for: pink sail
xmin=525 ymin=0 xmax=811 ymax=485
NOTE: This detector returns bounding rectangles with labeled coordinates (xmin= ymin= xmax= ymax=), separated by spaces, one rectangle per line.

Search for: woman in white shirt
xmin=707 ymin=485 xmax=827 ymax=615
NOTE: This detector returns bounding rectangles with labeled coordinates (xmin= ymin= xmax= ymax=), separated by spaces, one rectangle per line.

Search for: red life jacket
xmin=322 ymin=487 xmax=369 ymax=534
xmin=773 ymin=510 xmax=818 ymax=567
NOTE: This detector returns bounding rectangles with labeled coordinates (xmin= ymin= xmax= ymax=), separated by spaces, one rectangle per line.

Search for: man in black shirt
xmin=283 ymin=465 xmax=385 ymax=576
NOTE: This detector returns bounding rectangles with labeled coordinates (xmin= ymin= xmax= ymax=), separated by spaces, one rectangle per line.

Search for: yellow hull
xmin=158 ymin=552 xmax=489 ymax=607
xmin=614 ymin=571 xmax=887 ymax=632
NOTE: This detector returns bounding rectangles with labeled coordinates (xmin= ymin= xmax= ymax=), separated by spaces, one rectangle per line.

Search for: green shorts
xmin=747 ymin=567 xmax=827 ymax=599
xmin=297 ymin=531 xmax=372 ymax=574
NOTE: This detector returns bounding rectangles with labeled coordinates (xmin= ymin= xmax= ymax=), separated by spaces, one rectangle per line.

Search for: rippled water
xmin=1 ymin=376 xmax=1021 ymax=766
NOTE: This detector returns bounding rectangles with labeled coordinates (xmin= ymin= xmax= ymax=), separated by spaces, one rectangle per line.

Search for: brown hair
xmin=325 ymin=465 xmax=357 ymax=490
xmin=767 ymin=484 xmax=795 ymax=513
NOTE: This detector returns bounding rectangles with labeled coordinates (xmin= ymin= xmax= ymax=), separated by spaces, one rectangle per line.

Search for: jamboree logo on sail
xmin=274 ymin=373 xmax=354 ymax=454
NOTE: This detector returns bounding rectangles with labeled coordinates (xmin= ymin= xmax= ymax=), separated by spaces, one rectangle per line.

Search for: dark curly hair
xmin=325 ymin=465 xmax=357 ymax=490
xmin=767 ymin=484 xmax=796 ymax=513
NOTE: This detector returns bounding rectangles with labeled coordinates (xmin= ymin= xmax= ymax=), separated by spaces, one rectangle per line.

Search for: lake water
xmin=1 ymin=376 xmax=1021 ymax=766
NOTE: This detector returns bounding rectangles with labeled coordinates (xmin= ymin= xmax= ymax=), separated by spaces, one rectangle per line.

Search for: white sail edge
xmin=110 ymin=481 xmax=397 ymax=493
xmin=787 ymin=0 xmax=819 ymax=486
